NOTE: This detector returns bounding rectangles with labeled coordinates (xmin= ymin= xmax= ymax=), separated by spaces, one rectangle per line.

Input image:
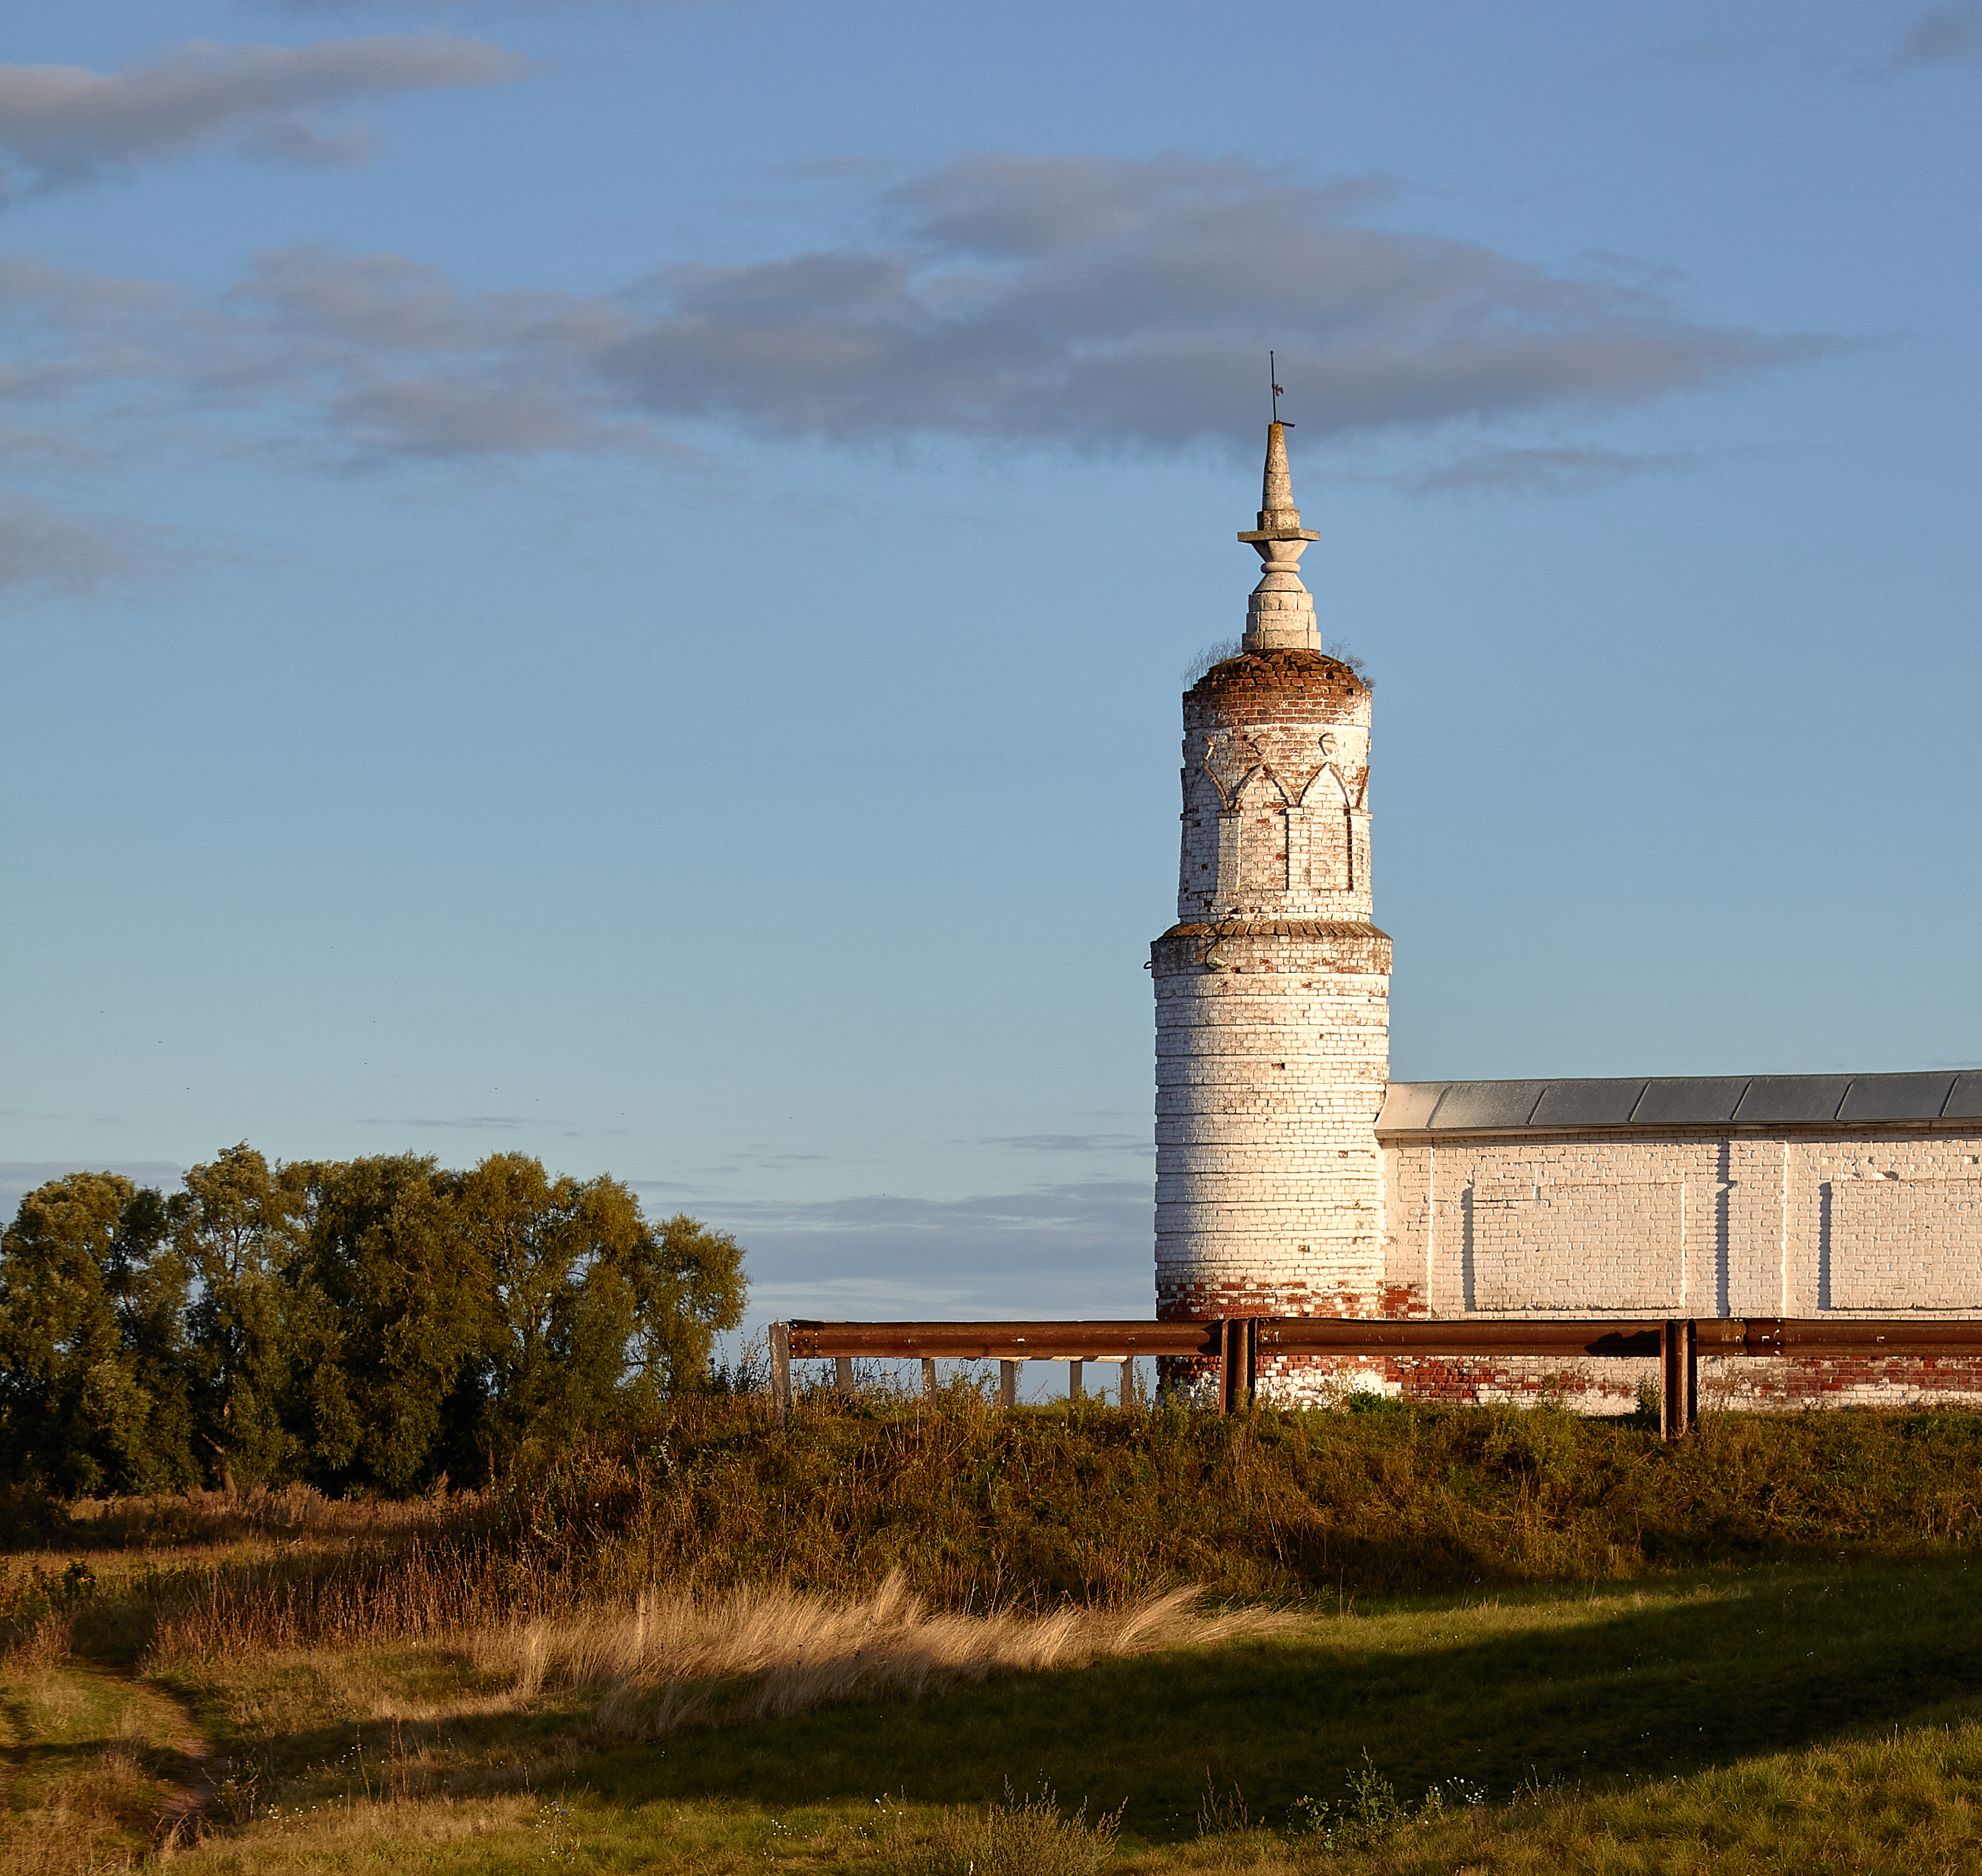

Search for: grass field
xmin=6 ymin=1393 xmax=1982 ymax=1871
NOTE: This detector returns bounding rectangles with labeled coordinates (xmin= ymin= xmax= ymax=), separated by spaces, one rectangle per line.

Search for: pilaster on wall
xmin=1726 ymin=1138 xmax=1790 ymax=1319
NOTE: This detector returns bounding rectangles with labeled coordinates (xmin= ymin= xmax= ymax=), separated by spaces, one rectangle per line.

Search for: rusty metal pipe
xmin=1217 ymin=1319 xmax=1255 ymax=1414
xmin=787 ymin=1321 xmax=1214 ymax=1359
xmin=784 ymin=1317 xmax=1982 ymax=1367
xmin=1261 ymin=1320 xmax=1667 ymax=1358
xmin=1731 ymin=1319 xmax=1982 ymax=1357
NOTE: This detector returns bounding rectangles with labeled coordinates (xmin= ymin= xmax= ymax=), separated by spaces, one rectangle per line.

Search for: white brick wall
xmin=1365 ymin=1131 xmax=1982 ymax=1411
xmin=1380 ymin=1134 xmax=1982 ymax=1319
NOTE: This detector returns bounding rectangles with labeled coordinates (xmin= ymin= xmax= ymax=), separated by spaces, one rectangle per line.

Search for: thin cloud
xmin=748 ymin=1276 xmax=976 ymax=1314
xmin=0 ymin=492 xmax=192 ymax=596
xmin=595 ymin=155 xmax=1830 ymax=453
xmin=0 ymin=35 xmax=524 ymax=196
xmin=0 ymin=155 xmax=1835 ymax=470
xmin=355 ymin=1113 xmax=545 ymax=1128
xmin=990 ymin=1133 xmax=1154 ymax=1154
xmin=711 ymin=1178 xmax=1151 ymax=1235
xmin=1891 ymin=5 xmax=1982 ymax=65
xmin=700 ymin=1179 xmax=1156 ymax=1323
xmin=270 ymin=0 xmax=701 ymax=10
xmin=1404 ymin=444 xmax=1698 ymax=496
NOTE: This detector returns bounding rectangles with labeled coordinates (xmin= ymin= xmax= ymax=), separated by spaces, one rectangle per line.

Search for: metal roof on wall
xmin=1377 ymin=1072 xmax=1982 ymax=1134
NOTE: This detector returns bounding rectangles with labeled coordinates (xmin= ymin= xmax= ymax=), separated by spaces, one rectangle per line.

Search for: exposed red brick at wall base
xmin=1153 ymin=1349 xmax=1982 ymax=1411
xmin=1156 ymin=1282 xmax=1426 ymax=1321
xmin=1694 ymin=1353 xmax=1982 ymax=1407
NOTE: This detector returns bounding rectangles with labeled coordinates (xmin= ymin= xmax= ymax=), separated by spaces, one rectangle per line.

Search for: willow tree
xmin=296 ymin=1152 xmax=493 ymax=1493
xmin=176 ymin=1144 xmax=312 ymax=1492
xmin=0 ymin=1171 xmax=196 ymax=1494
xmin=454 ymin=1155 xmax=747 ymax=1475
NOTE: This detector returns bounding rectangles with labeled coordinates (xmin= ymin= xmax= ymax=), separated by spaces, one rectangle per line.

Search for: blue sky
xmin=2 ymin=1 xmax=1978 ymax=1341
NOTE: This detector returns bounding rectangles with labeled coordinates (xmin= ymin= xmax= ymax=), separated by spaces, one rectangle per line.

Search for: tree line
xmin=0 ymin=1146 xmax=747 ymax=1499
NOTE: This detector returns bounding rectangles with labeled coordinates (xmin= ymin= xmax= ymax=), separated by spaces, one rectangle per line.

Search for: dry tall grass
xmin=31 ymin=1395 xmax=1982 ymax=1641
xmin=152 ymin=1561 xmax=1286 ymax=1740
xmin=61 ymin=1482 xmax=477 ymax=1551
xmin=0 ymin=1610 xmax=71 ymax=1675
xmin=528 ymin=1571 xmax=1287 ymax=1737
xmin=0 ymin=1741 xmax=155 ymax=1876
xmin=149 ymin=1540 xmax=525 ymax=1664
xmin=19 ymin=1402 xmax=1982 ymax=1876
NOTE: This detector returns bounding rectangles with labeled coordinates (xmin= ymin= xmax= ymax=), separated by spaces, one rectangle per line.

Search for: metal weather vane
xmin=1269 ymin=350 xmax=1292 ymax=425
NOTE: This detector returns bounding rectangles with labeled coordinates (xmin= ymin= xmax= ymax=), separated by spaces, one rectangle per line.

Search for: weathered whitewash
xmin=1151 ymin=424 xmax=1394 ymax=1331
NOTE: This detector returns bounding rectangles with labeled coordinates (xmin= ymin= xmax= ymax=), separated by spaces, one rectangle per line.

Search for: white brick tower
xmin=1151 ymin=424 xmax=1394 ymax=1354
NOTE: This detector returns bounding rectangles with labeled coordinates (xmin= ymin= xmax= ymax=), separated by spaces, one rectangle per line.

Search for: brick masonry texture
xmin=1150 ymin=431 xmax=1982 ymax=1411
xmin=1177 ymin=651 xmax=1374 ymax=929
xmin=1370 ymin=1129 xmax=1982 ymax=1408
xmin=1380 ymin=1134 xmax=1982 ymax=1320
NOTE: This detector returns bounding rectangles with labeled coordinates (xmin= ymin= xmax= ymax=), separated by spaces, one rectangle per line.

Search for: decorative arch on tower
xmin=1236 ymin=763 xmax=1294 ymax=896
xmin=1286 ymin=742 xmax=1354 ymax=894
xmin=1179 ymin=760 xmax=1230 ymax=910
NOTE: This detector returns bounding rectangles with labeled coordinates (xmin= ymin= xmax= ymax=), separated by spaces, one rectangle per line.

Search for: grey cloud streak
xmin=0 ymin=155 xmax=1834 ymax=471
xmin=708 ymin=1179 xmax=1150 ymax=1235
xmin=1893 ymin=6 xmax=1982 ymax=65
xmin=1402 ymin=444 xmax=1700 ymax=496
xmin=0 ymin=493 xmax=192 ymax=596
xmin=0 ymin=36 xmax=523 ymax=195
xmin=988 ymin=1132 xmax=1154 ymax=1154
xmin=692 ymin=1178 xmax=1155 ymax=1321
xmin=595 ymin=155 xmax=1832 ymax=454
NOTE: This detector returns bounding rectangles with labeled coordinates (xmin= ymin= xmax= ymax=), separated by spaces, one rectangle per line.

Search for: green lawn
xmin=126 ymin=1555 xmax=1982 ymax=1873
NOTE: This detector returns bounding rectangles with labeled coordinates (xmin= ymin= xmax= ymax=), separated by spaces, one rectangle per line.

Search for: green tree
xmin=104 ymin=1183 xmax=199 ymax=1481
xmin=298 ymin=1154 xmax=493 ymax=1493
xmin=2 ymin=1146 xmax=750 ymax=1497
xmin=453 ymin=1157 xmax=748 ymax=1474
xmin=0 ymin=1173 xmax=196 ymax=1493
xmin=454 ymin=1155 xmax=639 ymax=1470
xmin=177 ymin=1144 xmax=311 ymax=1491
xmin=622 ymin=1213 xmax=748 ymax=1399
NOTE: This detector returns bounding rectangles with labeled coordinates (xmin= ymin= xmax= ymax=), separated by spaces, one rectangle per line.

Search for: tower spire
xmin=1236 ymin=421 xmax=1320 ymax=652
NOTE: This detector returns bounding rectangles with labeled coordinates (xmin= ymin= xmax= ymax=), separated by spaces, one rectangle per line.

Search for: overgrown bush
xmin=34 ymin=1392 xmax=1982 ymax=1651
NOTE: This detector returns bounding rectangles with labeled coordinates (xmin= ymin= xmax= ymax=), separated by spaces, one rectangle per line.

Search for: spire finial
xmin=1236 ymin=398 xmax=1320 ymax=653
